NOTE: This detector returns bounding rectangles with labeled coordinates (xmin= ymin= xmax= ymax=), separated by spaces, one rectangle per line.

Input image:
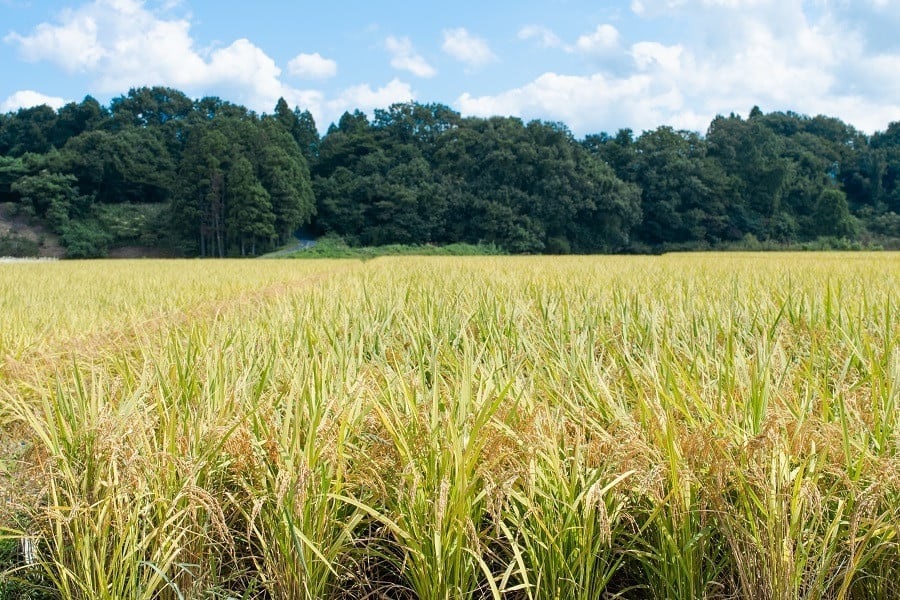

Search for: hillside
xmin=0 ymin=202 xmax=64 ymax=258
xmin=2 ymin=88 xmax=899 ymax=258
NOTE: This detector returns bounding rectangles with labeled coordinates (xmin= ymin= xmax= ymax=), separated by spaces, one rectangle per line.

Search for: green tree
xmin=624 ymin=127 xmax=730 ymax=246
xmin=59 ymin=128 xmax=174 ymax=204
xmin=430 ymin=115 xmax=639 ymax=252
xmin=756 ymin=111 xmax=868 ymax=239
xmin=11 ymin=171 xmax=82 ymax=230
xmin=814 ymin=188 xmax=855 ymax=238
xmin=0 ymin=156 xmax=28 ymax=203
xmin=109 ymin=86 xmax=193 ymax=128
xmin=871 ymin=122 xmax=900 ymax=214
xmin=50 ymin=96 xmax=107 ymax=148
xmin=584 ymin=128 xmax=635 ymax=176
xmin=273 ymin=98 xmax=296 ymax=128
xmin=193 ymin=96 xmax=252 ymax=122
xmin=109 ymin=87 xmax=194 ymax=159
xmin=257 ymin=120 xmax=316 ymax=242
xmin=170 ymin=126 xmax=229 ymax=256
xmin=259 ymin=144 xmax=316 ymax=242
xmin=227 ymin=155 xmax=275 ymax=255
xmin=294 ymin=109 xmax=321 ymax=163
xmin=0 ymin=104 xmax=58 ymax=156
xmin=707 ymin=113 xmax=792 ymax=238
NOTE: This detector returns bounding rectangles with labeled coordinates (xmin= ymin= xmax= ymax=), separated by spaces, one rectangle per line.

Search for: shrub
xmin=0 ymin=233 xmax=39 ymax=258
xmin=59 ymin=220 xmax=113 ymax=258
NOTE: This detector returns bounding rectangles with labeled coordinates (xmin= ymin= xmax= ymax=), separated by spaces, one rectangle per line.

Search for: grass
xmin=1 ymin=252 xmax=898 ymax=599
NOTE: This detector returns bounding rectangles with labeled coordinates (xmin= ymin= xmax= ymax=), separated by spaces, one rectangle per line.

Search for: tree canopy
xmin=0 ymin=90 xmax=898 ymax=257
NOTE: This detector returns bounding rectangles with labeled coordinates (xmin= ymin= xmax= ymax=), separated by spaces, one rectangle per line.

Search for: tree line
xmin=0 ymin=86 xmax=898 ymax=257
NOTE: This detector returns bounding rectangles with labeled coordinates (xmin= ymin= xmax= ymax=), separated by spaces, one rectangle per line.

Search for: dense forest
xmin=1 ymin=86 xmax=898 ymax=258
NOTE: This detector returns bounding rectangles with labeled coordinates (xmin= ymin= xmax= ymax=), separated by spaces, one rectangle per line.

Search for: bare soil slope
xmin=0 ymin=202 xmax=65 ymax=258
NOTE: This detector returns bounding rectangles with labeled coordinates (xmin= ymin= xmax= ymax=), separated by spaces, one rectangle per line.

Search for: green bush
xmin=59 ymin=220 xmax=113 ymax=258
xmin=284 ymin=235 xmax=506 ymax=259
xmin=0 ymin=233 xmax=40 ymax=258
xmin=93 ymin=203 xmax=166 ymax=246
xmin=867 ymin=211 xmax=900 ymax=237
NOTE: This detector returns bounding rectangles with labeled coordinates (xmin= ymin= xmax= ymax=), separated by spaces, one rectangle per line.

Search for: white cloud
xmin=2 ymin=0 xmax=417 ymax=130
xmin=6 ymin=0 xmax=900 ymax=136
xmin=457 ymin=71 xmax=692 ymax=136
xmin=2 ymin=0 xmax=349 ymax=117
xmin=273 ymin=79 xmax=416 ymax=133
xmin=385 ymin=36 xmax=436 ymax=78
xmin=518 ymin=25 xmax=568 ymax=50
xmin=575 ymin=24 xmax=621 ymax=55
xmin=4 ymin=10 xmax=105 ymax=72
xmin=287 ymin=52 xmax=337 ymax=80
xmin=632 ymin=0 xmax=775 ymax=13
xmin=631 ymin=41 xmax=683 ymax=71
xmin=4 ymin=0 xmax=287 ymax=109
xmin=199 ymin=39 xmax=286 ymax=108
xmin=279 ymin=88 xmax=325 ymax=115
xmin=1 ymin=90 xmax=68 ymax=112
xmin=328 ymin=78 xmax=415 ymax=115
xmin=456 ymin=1 xmax=900 ymax=135
xmin=442 ymin=28 xmax=497 ymax=67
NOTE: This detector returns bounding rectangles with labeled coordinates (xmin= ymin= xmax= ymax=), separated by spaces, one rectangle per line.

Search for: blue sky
xmin=2 ymin=0 xmax=900 ymax=136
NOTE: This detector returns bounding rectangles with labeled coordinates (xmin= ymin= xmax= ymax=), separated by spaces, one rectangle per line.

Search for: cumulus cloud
xmin=4 ymin=0 xmax=286 ymax=110
xmin=442 ymin=28 xmax=497 ymax=67
xmin=288 ymin=52 xmax=337 ymax=80
xmin=5 ymin=10 xmax=105 ymax=72
xmin=6 ymin=0 xmax=900 ymax=136
xmin=327 ymin=78 xmax=415 ymax=114
xmin=631 ymin=41 xmax=683 ymax=72
xmin=2 ymin=0 xmax=416 ymax=129
xmin=385 ymin=36 xmax=436 ymax=78
xmin=631 ymin=0 xmax=776 ymax=14
xmin=458 ymin=71 xmax=694 ymax=136
xmin=1 ymin=90 xmax=68 ymax=112
xmin=277 ymin=79 xmax=416 ymax=131
xmin=518 ymin=25 xmax=568 ymax=50
xmin=457 ymin=1 xmax=900 ymax=134
xmin=575 ymin=24 xmax=621 ymax=55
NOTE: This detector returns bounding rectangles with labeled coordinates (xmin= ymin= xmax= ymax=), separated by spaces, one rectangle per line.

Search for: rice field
xmin=1 ymin=253 xmax=898 ymax=599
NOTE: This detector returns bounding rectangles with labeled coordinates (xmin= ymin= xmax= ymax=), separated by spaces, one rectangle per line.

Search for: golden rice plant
xmin=0 ymin=253 xmax=897 ymax=599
